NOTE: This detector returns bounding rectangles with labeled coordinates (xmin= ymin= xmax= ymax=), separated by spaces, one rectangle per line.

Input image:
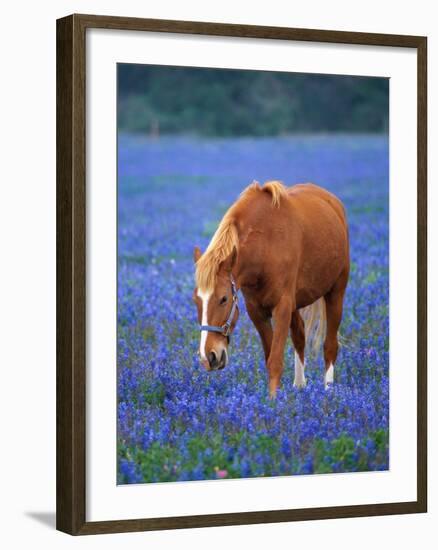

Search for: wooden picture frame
xmin=56 ymin=13 xmax=427 ymax=535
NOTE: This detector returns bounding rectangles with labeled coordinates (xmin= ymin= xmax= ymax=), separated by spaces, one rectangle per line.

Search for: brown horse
xmin=193 ymin=181 xmax=349 ymax=397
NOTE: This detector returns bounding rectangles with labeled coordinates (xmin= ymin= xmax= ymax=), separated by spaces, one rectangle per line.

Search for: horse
xmin=192 ymin=180 xmax=349 ymax=397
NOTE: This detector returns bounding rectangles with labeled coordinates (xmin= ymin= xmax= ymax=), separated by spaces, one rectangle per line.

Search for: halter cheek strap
xmin=199 ymin=278 xmax=238 ymax=338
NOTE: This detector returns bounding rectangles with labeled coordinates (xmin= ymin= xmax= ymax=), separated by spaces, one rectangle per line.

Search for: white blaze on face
xmin=325 ymin=363 xmax=334 ymax=389
xmin=197 ymin=288 xmax=212 ymax=361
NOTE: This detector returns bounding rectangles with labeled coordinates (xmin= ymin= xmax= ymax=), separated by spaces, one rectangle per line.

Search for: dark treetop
xmin=118 ymin=64 xmax=388 ymax=137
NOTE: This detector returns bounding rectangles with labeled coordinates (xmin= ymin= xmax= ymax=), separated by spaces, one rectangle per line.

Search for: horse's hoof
xmin=293 ymin=379 xmax=307 ymax=389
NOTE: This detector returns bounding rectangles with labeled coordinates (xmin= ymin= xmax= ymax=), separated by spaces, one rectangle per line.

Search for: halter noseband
xmin=199 ymin=277 xmax=238 ymax=338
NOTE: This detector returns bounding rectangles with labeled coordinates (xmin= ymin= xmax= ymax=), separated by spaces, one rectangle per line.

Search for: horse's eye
xmin=220 ymin=296 xmax=228 ymax=305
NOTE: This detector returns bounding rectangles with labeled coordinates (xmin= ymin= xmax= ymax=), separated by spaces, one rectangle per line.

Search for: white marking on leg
xmin=325 ymin=363 xmax=334 ymax=389
xmin=198 ymin=289 xmax=212 ymax=361
xmin=293 ymin=352 xmax=306 ymax=388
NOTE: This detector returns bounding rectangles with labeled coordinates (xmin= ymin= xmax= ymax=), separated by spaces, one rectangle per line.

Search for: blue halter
xmin=199 ymin=277 xmax=239 ymax=338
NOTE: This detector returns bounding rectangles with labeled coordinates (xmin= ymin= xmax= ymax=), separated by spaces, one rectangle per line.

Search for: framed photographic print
xmin=56 ymin=14 xmax=427 ymax=535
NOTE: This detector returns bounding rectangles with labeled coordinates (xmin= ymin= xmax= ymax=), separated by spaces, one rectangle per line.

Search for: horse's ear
xmin=193 ymin=246 xmax=202 ymax=263
xmin=221 ymin=246 xmax=237 ymax=273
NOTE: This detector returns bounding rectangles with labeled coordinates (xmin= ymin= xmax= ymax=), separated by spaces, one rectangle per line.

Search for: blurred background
xmin=118 ymin=64 xmax=388 ymax=137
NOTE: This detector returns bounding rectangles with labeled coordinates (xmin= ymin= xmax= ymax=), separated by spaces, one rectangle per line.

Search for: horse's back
xmin=286 ymin=183 xmax=347 ymax=227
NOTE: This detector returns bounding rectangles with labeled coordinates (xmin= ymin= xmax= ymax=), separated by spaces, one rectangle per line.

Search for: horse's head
xmin=192 ymin=246 xmax=239 ymax=371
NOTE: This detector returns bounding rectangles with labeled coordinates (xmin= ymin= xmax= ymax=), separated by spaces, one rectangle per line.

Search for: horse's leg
xmin=268 ymin=296 xmax=293 ymax=398
xmin=291 ymin=310 xmax=306 ymax=388
xmin=323 ymin=279 xmax=347 ymax=389
xmin=246 ymin=302 xmax=273 ymax=362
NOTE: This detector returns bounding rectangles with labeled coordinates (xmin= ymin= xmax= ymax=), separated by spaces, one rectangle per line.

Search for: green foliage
xmin=118 ymin=65 xmax=389 ymax=136
xmin=312 ymin=430 xmax=389 ymax=474
xmin=118 ymin=429 xmax=389 ymax=483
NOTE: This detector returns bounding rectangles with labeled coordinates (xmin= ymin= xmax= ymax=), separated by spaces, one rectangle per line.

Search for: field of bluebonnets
xmin=117 ymin=134 xmax=389 ymax=484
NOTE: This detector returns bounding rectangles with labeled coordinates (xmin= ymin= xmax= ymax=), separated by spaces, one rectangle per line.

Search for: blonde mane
xmin=245 ymin=179 xmax=288 ymax=208
xmin=195 ymin=180 xmax=288 ymax=292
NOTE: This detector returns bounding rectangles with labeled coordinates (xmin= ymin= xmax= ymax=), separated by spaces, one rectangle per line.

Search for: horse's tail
xmin=299 ymin=297 xmax=326 ymax=354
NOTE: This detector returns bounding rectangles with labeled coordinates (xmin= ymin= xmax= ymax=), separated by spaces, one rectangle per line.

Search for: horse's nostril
xmin=220 ymin=349 xmax=226 ymax=364
xmin=208 ymin=351 xmax=217 ymax=367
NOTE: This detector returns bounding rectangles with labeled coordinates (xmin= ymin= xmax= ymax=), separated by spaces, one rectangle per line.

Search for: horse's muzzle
xmin=207 ymin=349 xmax=227 ymax=370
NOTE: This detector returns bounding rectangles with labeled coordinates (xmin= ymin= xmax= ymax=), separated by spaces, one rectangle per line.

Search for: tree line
xmin=118 ymin=64 xmax=388 ymax=136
